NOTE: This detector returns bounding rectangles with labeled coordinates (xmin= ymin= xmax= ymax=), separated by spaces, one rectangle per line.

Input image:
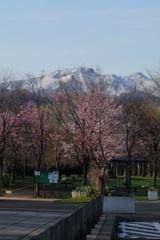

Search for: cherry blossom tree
xmin=0 ymin=110 xmax=17 ymax=174
xmin=48 ymin=126 xmax=65 ymax=171
xmin=71 ymin=86 xmax=121 ymax=191
xmin=3 ymin=113 xmax=31 ymax=183
xmin=73 ymin=86 xmax=120 ymax=167
xmin=49 ymin=89 xmax=94 ymax=186
xmin=4 ymin=134 xmax=23 ymax=183
xmin=49 ymin=79 xmax=120 ymax=187
xmin=0 ymin=67 xmax=24 ymax=175
xmin=18 ymin=101 xmax=49 ymax=170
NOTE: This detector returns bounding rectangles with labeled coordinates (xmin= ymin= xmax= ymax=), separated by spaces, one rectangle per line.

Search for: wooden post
xmin=43 ymin=183 xmax=45 ymax=198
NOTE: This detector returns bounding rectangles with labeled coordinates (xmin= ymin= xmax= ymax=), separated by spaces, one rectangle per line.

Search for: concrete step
xmin=86 ymin=214 xmax=106 ymax=240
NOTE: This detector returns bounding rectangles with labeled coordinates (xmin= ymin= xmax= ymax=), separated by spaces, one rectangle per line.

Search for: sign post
xmin=33 ymin=170 xmax=59 ymax=197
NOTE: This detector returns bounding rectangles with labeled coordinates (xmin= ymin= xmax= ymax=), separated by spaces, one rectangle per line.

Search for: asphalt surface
xmin=0 ymin=189 xmax=84 ymax=212
xmin=0 ymin=190 xmax=84 ymax=240
xmin=1 ymin=190 xmax=160 ymax=240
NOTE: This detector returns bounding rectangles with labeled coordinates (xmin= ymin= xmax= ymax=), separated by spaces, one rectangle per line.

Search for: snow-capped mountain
xmin=6 ymin=67 xmax=153 ymax=96
xmin=103 ymin=72 xmax=152 ymax=95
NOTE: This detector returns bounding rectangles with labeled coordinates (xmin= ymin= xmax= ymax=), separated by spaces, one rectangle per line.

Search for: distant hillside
xmin=0 ymin=67 xmax=156 ymax=106
xmin=4 ymin=67 xmax=152 ymax=95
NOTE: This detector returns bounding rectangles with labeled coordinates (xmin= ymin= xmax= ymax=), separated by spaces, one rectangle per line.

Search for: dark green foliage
xmin=49 ymin=164 xmax=83 ymax=177
xmin=1 ymin=174 xmax=10 ymax=188
xmin=15 ymin=165 xmax=35 ymax=177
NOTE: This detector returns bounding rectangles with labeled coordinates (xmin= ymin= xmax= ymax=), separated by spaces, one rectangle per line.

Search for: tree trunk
xmin=0 ymin=156 xmax=4 ymax=175
xmin=82 ymin=164 xmax=88 ymax=186
xmin=116 ymin=163 xmax=119 ymax=176
xmin=98 ymin=176 xmax=104 ymax=195
xmin=98 ymin=166 xmax=107 ymax=195
xmin=134 ymin=163 xmax=137 ymax=176
xmin=11 ymin=169 xmax=16 ymax=184
xmin=137 ymin=163 xmax=141 ymax=176
xmin=124 ymin=163 xmax=131 ymax=194
xmin=82 ymin=157 xmax=89 ymax=186
xmin=11 ymin=161 xmax=17 ymax=184
xmin=142 ymin=163 xmax=146 ymax=177
xmin=153 ymin=165 xmax=157 ymax=188
xmin=35 ymin=164 xmax=41 ymax=196
xmin=147 ymin=162 xmax=152 ymax=177
xmin=56 ymin=157 xmax=60 ymax=171
xmin=22 ymin=162 xmax=26 ymax=178
xmin=34 ymin=183 xmax=40 ymax=197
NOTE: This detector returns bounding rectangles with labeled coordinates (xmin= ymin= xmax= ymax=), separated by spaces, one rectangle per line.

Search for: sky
xmin=1 ymin=0 xmax=160 ymax=78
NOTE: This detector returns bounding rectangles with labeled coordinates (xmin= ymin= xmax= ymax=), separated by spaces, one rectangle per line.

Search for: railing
xmin=31 ymin=195 xmax=103 ymax=240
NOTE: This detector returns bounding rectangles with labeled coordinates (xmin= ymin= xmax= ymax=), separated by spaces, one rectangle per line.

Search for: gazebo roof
xmin=110 ymin=155 xmax=148 ymax=163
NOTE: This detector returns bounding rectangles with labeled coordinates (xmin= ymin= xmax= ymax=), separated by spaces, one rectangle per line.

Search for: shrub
xmin=75 ymin=186 xmax=92 ymax=192
xmin=1 ymin=174 xmax=10 ymax=188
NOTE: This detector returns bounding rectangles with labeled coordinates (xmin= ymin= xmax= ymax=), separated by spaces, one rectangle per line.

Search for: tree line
xmin=0 ymin=67 xmax=160 ymax=190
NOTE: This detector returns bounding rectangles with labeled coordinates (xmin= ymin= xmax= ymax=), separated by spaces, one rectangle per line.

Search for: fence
xmin=32 ymin=195 xmax=103 ymax=240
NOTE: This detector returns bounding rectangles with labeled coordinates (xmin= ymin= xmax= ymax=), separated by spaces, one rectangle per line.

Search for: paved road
xmin=0 ymin=199 xmax=84 ymax=212
xmin=0 ymin=210 xmax=70 ymax=240
xmin=0 ymin=191 xmax=84 ymax=240
xmin=1 ymin=191 xmax=160 ymax=240
xmin=136 ymin=200 xmax=160 ymax=214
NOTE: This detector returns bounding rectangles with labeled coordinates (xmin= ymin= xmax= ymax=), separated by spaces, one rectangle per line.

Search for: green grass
xmin=0 ymin=176 xmax=34 ymax=197
xmin=0 ymin=175 xmax=91 ymax=203
xmin=54 ymin=197 xmax=91 ymax=204
xmin=107 ymin=176 xmax=160 ymax=200
xmin=0 ymin=176 xmax=33 ymax=191
xmin=0 ymin=175 xmax=85 ymax=191
xmin=1 ymin=175 xmax=160 ymax=202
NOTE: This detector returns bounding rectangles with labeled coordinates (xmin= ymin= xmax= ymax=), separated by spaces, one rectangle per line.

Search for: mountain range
xmin=9 ymin=67 xmax=153 ymax=96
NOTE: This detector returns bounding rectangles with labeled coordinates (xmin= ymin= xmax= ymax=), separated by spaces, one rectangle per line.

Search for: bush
xmin=75 ymin=186 xmax=92 ymax=192
xmin=1 ymin=174 xmax=10 ymax=188
xmin=15 ymin=164 xmax=35 ymax=177
xmin=49 ymin=164 xmax=83 ymax=177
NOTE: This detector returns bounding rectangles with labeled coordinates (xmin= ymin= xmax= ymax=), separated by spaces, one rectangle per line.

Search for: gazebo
xmin=111 ymin=155 xmax=148 ymax=163
xmin=110 ymin=155 xmax=148 ymax=192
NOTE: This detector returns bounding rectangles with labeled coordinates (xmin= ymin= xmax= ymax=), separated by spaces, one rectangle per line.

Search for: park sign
xmin=34 ymin=170 xmax=59 ymax=183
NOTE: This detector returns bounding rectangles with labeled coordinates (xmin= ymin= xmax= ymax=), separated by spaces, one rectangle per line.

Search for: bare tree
xmin=137 ymin=104 xmax=160 ymax=187
xmin=139 ymin=67 xmax=160 ymax=105
xmin=117 ymin=90 xmax=145 ymax=193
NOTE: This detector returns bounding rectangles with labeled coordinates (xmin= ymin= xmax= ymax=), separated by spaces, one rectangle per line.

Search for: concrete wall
xmin=103 ymin=196 xmax=135 ymax=213
xmin=31 ymin=195 xmax=103 ymax=240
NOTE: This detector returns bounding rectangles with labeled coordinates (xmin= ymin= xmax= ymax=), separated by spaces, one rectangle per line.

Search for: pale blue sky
xmin=1 ymin=0 xmax=160 ymax=77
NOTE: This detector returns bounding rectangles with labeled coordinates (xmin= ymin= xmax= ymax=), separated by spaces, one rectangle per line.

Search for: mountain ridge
xmin=3 ymin=67 xmax=153 ymax=96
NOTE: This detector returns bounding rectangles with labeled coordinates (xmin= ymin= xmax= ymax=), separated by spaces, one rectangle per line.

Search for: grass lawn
xmin=0 ymin=175 xmax=159 ymax=202
xmin=0 ymin=175 xmax=85 ymax=191
xmin=53 ymin=197 xmax=91 ymax=204
xmin=0 ymin=176 xmax=33 ymax=191
xmin=0 ymin=176 xmax=33 ymax=196
xmin=107 ymin=176 xmax=160 ymax=200
xmin=0 ymin=175 xmax=91 ymax=202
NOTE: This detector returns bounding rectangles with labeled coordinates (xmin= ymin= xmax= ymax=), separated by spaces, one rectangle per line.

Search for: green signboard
xmin=34 ymin=170 xmax=59 ymax=183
